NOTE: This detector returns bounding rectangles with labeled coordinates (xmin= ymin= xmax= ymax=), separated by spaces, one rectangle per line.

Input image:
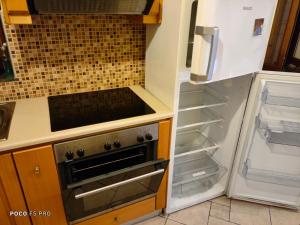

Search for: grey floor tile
xmin=168 ymin=201 xmax=211 ymax=225
xmin=230 ymin=200 xmax=271 ymax=225
xmin=166 ymin=219 xmax=185 ymax=225
xmin=270 ymin=206 xmax=300 ymax=225
xmin=135 ymin=216 xmax=167 ymax=225
xmin=208 ymin=217 xmax=238 ymax=225
xmin=211 ymin=196 xmax=231 ymax=207
xmin=210 ymin=202 xmax=230 ymax=221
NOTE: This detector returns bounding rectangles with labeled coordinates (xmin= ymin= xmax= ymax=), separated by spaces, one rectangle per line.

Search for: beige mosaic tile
xmin=0 ymin=14 xmax=145 ymax=102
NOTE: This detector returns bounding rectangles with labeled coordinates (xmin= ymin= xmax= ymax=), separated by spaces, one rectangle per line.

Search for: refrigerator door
xmin=190 ymin=0 xmax=278 ymax=83
xmin=228 ymin=71 xmax=300 ymax=209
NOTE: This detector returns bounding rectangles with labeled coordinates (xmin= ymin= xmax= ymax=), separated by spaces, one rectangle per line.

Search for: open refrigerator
xmin=145 ymin=0 xmax=300 ymax=213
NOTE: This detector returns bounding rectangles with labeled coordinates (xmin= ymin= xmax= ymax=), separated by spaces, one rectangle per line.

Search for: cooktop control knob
xmin=104 ymin=143 xmax=112 ymax=150
xmin=114 ymin=140 xmax=121 ymax=148
xmin=77 ymin=149 xmax=85 ymax=157
xmin=137 ymin=135 xmax=144 ymax=143
xmin=145 ymin=133 xmax=153 ymax=141
xmin=65 ymin=151 xmax=74 ymax=161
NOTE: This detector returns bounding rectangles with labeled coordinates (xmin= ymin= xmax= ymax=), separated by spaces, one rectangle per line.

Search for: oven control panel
xmin=53 ymin=123 xmax=159 ymax=163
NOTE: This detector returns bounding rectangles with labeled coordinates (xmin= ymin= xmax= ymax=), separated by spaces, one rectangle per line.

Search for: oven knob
xmin=104 ymin=143 xmax=112 ymax=150
xmin=65 ymin=151 xmax=74 ymax=161
xmin=137 ymin=135 xmax=144 ymax=143
xmin=114 ymin=140 xmax=121 ymax=148
xmin=145 ymin=133 xmax=153 ymax=141
xmin=77 ymin=149 xmax=85 ymax=157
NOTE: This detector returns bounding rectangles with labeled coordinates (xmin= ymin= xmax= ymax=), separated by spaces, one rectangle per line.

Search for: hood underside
xmin=31 ymin=0 xmax=154 ymax=15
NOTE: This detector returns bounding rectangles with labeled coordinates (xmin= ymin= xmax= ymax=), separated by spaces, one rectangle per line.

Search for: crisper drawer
xmin=172 ymin=151 xmax=226 ymax=198
xmin=62 ymin=160 xmax=168 ymax=223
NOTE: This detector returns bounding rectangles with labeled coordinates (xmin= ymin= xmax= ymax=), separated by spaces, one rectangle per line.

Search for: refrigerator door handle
xmin=191 ymin=26 xmax=219 ymax=82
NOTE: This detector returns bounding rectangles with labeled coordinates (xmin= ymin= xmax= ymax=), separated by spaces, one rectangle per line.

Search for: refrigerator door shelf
xmin=175 ymin=129 xmax=219 ymax=158
xmin=262 ymin=81 xmax=300 ymax=108
xmin=243 ymin=159 xmax=300 ymax=188
xmin=179 ymin=87 xmax=227 ymax=112
xmin=264 ymin=129 xmax=300 ymax=148
xmin=177 ymin=108 xmax=223 ymax=130
xmin=172 ymin=151 xmax=227 ymax=198
xmin=256 ymin=105 xmax=300 ymax=133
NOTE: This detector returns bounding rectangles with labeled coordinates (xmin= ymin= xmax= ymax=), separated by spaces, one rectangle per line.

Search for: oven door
xmin=62 ymin=159 xmax=168 ymax=223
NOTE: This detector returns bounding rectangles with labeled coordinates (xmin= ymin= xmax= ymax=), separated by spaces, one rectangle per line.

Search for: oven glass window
xmin=62 ymin=160 xmax=168 ymax=222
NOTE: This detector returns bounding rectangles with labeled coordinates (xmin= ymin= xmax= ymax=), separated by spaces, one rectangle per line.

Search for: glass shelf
xmin=175 ymin=130 xmax=219 ymax=158
xmin=262 ymin=81 xmax=300 ymax=108
xmin=243 ymin=159 xmax=300 ymax=187
xmin=177 ymin=108 xmax=223 ymax=131
xmin=179 ymin=87 xmax=227 ymax=112
xmin=172 ymin=151 xmax=226 ymax=198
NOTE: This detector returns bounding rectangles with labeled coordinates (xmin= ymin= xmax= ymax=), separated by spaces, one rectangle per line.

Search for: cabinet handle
xmin=34 ymin=166 xmax=40 ymax=175
xmin=114 ymin=217 xmax=118 ymax=221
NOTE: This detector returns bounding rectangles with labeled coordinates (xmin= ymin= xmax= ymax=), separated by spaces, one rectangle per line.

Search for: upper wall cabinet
xmin=1 ymin=0 xmax=32 ymax=24
xmin=143 ymin=0 xmax=163 ymax=24
xmin=1 ymin=0 xmax=163 ymax=25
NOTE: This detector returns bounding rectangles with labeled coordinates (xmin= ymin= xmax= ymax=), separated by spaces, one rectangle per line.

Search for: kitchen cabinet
xmin=143 ymin=0 xmax=163 ymax=24
xmin=0 ymin=0 xmax=32 ymax=24
xmin=0 ymin=153 xmax=31 ymax=225
xmin=156 ymin=119 xmax=172 ymax=209
xmin=0 ymin=118 xmax=172 ymax=225
xmin=13 ymin=145 xmax=67 ymax=225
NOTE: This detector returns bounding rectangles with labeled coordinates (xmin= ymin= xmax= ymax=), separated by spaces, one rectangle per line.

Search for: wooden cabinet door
xmin=156 ymin=119 xmax=172 ymax=209
xmin=76 ymin=197 xmax=156 ymax=225
xmin=13 ymin=145 xmax=67 ymax=225
xmin=0 ymin=153 xmax=31 ymax=225
xmin=0 ymin=0 xmax=32 ymax=24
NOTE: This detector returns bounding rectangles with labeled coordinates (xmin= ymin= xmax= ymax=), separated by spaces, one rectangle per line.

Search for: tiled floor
xmin=135 ymin=196 xmax=300 ymax=225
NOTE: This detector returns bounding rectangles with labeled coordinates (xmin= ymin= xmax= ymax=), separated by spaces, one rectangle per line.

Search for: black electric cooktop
xmin=48 ymin=88 xmax=155 ymax=132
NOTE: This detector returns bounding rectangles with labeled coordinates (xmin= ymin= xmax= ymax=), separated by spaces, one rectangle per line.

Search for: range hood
xmin=29 ymin=0 xmax=155 ymax=15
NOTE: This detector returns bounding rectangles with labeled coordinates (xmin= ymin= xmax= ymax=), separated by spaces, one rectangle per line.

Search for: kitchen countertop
xmin=0 ymin=86 xmax=173 ymax=152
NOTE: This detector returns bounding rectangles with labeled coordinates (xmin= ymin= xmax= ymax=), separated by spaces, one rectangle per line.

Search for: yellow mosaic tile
xmin=0 ymin=14 xmax=145 ymax=102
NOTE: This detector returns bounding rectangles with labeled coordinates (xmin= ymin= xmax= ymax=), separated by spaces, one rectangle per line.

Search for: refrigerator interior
xmin=168 ymin=75 xmax=253 ymax=212
xmin=229 ymin=73 xmax=300 ymax=209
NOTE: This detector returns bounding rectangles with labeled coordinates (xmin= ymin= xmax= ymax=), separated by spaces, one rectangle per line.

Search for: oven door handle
xmin=74 ymin=169 xmax=165 ymax=199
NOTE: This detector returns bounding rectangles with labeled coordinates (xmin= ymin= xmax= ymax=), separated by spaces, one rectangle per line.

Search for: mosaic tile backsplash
xmin=0 ymin=15 xmax=145 ymax=102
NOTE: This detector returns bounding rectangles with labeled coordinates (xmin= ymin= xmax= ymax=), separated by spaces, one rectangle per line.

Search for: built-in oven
xmin=54 ymin=123 xmax=169 ymax=224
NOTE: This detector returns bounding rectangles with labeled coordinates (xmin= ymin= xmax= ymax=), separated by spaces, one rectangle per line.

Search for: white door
xmin=190 ymin=0 xmax=278 ymax=83
xmin=228 ymin=71 xmax=300 ymax=209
